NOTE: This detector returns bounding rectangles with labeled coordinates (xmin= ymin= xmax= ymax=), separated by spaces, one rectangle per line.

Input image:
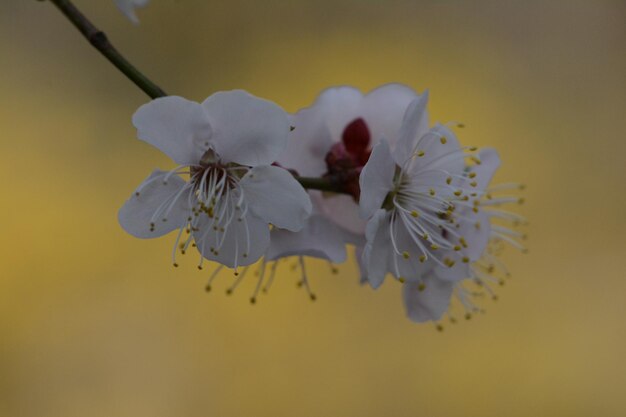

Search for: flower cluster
xmin=119 ymin=85 xmax=525 ymax=326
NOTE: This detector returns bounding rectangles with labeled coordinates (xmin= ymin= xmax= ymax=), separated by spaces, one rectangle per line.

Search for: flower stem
xmin=296 ymin=177 xmax=344 ymax=194
xmin=47 ymin=0 xmax=166 ymax=99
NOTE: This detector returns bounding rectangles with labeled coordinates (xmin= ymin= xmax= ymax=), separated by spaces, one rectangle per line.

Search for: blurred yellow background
xmin=1 ymin=1 xmax=625 ymax=416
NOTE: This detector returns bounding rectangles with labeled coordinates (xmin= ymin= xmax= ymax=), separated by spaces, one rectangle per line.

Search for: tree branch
xmin=48 ymin=0 xmax=166 ymax=99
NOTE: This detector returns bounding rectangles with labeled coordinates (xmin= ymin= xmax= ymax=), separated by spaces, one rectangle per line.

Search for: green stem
xmin=296 ymin=177 xmax=344 ymax=194
xmin=48 ymin=0 xmax=166 ymax=99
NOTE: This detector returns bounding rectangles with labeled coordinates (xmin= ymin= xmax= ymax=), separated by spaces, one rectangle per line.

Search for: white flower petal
xmin=118 ymin=170 xmax=192 ymax=238
xmin=239 ymin=166 xmax=312 ymax=232
xmin=362 ymin=209 xmax=392 ymax=289
xmin=315 ymin=193 xmax=366 ymax=235
xmin=361 ymin=83 xmax=418 ymax=145
xmin=311 ymin=86 xmax=364 ymax=140
xmin=355 ymin=245 xmax=368 ymax=285
xmin=403 ymin=274 xmax=454 ymax=323
xmin=132 ymin=96 xmax=212 ymax=165
xmin=407 ymin=123 xmax=464 ymax=175
xmin=392 ymin=92 xmax=430 ymax=165
xmin=471 ymin=148 xmax=501 ymax=190
xmin=202 ymin=90 xmax=290 ymax=167
xmin=266 ymin=215 xmax=351 ymax=263
xmin=194 ymin=212 xmax=269 ymax=268
xmin=115 ymin=0 xmax=149 ymax=24
xmin=276 ymin=112 xmax=334 ymax=177
xmin=433 ymin=261 xmax=471 ymax=282
xmin=359 ymin=140 xmax=396 ymax=219
xmin=460 ymin=210 xmax=492 ymax=262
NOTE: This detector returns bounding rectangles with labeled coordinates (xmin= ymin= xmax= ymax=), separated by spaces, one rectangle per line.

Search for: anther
xmin=418 ymin=283 xmax=426 ymax=292
xmin=465 ymin=313 xmax=472 ymax=320
xmin=411 ymin=210 xmax=419 ymax=217
xmin=398 ymin=277 xmax=406 ymax=283
xmin=440 ymin=137 xmax=447 ymax=144
xmin=429 ymin=188 xmax=436 ymax=196
xmin=446 ymin=177 xmax=452 ymax=185
xmin=419 ymin=255 xmax=426 ymax=263
xmin=468 ymin=172 xmax=476 ymax=178
xmin=417 ymin=150 xmax=425 ymax=157
xmin=402 ymin=251 xmax=410 ymax=259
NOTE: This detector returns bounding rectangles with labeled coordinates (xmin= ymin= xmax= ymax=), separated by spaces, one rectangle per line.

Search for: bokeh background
xmin=2 ymin=0 xmax=625 ymax=416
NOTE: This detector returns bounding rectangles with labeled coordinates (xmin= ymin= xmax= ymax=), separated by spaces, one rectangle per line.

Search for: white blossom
xmin=359 ymin=93 xmax=501 ymax=289
xmin=118 ymin=90 xmax=312 ymax=270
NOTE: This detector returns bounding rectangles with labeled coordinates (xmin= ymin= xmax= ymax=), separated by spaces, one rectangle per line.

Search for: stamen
xmin=205 ymin=265 xmax=224 ymax=292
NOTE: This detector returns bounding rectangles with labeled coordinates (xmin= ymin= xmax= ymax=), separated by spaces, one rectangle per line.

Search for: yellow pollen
xmin=457 ymin=123 xmax=465 ymax=128
xmin=402 ymin=251 xmax=410 ymax=259
xmin=475 ymin=222 xmax=481 ymax=229
xmin=468 ymin=172 xmax=476 ymax=178
xmin=465 ymin=313 xmax=472 ymax=320
xmin=454 ymin=245 xmax=461 ymax=251
xmin=440 ymin=137 xmax=447 ymax=144
xmin=411 ymin=210 xmax=419 ymax=217
xmin=470 ymin=181 xmax=477 ymax=187
xmin=454 ymin=190 xmax=462 ymax=196
xmin=398 ymin=277 xmax=406 ymax=283
xmin=430 ymin=244 xmax=439 ymax=250
xmin=462 ymin=256 xmax=470 ymax=263
xmin=460 ymin=237 xmax=468 ymax=247
xmin=470 ymin=156 xmax=482 ymax=165
xmin=418 ymin=283 xmax=426 ymax=291
xmin=419 ymin=255 xmax=426 ymax=263
xmin=417 ymin=150 xmax=425 ymax=157
xmin=446 ymin=177 xmax=452 ymax=185
xmin=469 ymin=146 xmax=478 ymax=151
xmin=429 ymin=188 xmax=436 ymax=196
